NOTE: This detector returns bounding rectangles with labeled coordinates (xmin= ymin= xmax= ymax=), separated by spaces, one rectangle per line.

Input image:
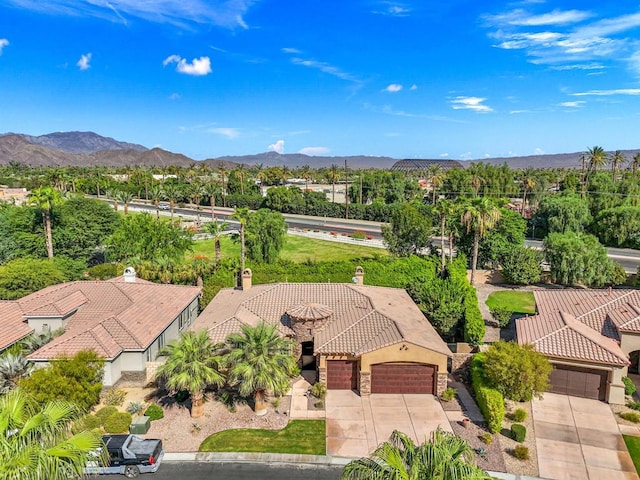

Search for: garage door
xmin=549 ymin=365 xmax=608 ymax=401
xmin=326 ymin=360 xmax=357 ymax=390
xmin=371 ymin=363 xmax=435 ymax=394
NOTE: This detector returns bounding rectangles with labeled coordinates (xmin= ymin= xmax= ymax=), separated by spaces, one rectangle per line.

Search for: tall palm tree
xmin=299 ymin=165 xmax=312 ymax=192
xmin=0 ymin=389 xmax=107 ymax=480
xmin=218 ymin=166 xmax=228 ymax=207
xmin=115 ymin=190 xmax=133 ymax=215
xmin=161 ymin=183 xmax=181 ymax=222
xmin=149 ymin=184 xmax=163 ymax=219
xmin=235 ymin=165 xmax=247 ymax=195
xmin=203 ymin=182 xmax=220 ymax=221
xmin=520 ymin=168 xmax=536 ymax=217
xmin=342 ymin=428 xmax=491 ymax=480
xmin=156 ymin=330 xmax=225 ymax=418
xmin=461 ymin=197 xmax=501 ymax=285
xmin=632 ymin=153 xmax=640 ymax=177
xmin=434 ymin=199 xmax=454 ymax=276
xmin=231 ymin=207 xmax=250 ymax=273
xmin=29 ymin=186 xmax=63 ymax=259
xmin=426 ymin=164 xmax=444 ymax=205
xmin=203 ymin=220 xmax=228 ymax=264
xmin=225 ymin=322 xmax=298 ymax=415
xmin=188 ymin=182 xmax=206 ymax=223
xmin=587 ymin=145 xmax=607 ymax=173
xmin=610 ymin=150 xmax=626 ymax=181
xmin=328 ymin=164 xmax=340 ymax=203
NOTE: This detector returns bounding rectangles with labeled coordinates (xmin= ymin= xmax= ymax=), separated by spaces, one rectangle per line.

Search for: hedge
xmin=511 ymin=423 xmax=526 ymax=442
xmin=464 ymin=287 xmax=485 ymax=346
xmin=144 ymin=404 xmax=164 ymax=421
xmin=623 ymin=376 xmax=637 ymax=396
xmin=471 ymin=354 xmax=505 ymax=433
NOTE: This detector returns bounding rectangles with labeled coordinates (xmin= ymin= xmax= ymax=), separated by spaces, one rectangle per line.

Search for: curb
xmin=164 ymin=452 xmax=353 ymax=467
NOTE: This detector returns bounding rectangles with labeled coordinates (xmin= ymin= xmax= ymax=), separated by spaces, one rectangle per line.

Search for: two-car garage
xmin=326 ymin=360 xmax=436 ymax=394
xmin=548 ymin=364 xmax=608 ymax=401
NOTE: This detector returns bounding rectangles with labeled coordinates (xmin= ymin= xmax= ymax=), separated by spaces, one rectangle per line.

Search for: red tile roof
xmin=0 ymin=277 xmax=201 ymax=360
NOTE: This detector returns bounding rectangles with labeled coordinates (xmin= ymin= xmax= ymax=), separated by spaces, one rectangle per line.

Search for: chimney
xmin=123 ymin=267 xmax=136 ymax=283
xmin=354 ymin=266 xmax=364 ymax=285
xmin=241 ymin=268 xmax=253 ymax=290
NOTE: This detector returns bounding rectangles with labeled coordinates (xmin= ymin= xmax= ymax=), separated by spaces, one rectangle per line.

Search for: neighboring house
xmin=516 ymin=288 xmax=640 ymax=404
xmin=194 ymin=267 xmax=451 ymax=396
xmin=0 ymin=186 xmax=29 ymax=205
xmin=0 ymin=268 xmax=201 ymax=386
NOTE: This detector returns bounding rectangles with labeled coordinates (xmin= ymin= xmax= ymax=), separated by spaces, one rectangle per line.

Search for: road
xmin=111 ymin=199 xmax=640 ymax=273
xmin=101 ymin=462 xmax=342 ymax=479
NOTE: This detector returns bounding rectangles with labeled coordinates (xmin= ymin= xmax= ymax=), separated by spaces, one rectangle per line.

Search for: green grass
xmin=189 ymin=234 xmax=386 ymax=263
xmin=198 ymin=420 xmax=326 ymax=455
xmin=485 ymin=290 xmax=536 ymax=314
xmin=624 ymin=435 xmax=640 ymax=475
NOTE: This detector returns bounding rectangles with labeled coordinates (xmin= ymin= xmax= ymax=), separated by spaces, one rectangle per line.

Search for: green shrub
xmin=470 ymin=354 xmax=505 ymax=433
xmin=514 ymin=445 xmax=529 ymax=460
xmin=86 ymin=263 xmax=121 ymax=280
xmin=103 ymin=412 xmax=132 ymax=433
xmin=511 ymin=408 xmax=527 ymax=422
xmin=351 ymin=230 xmax=366 ymax=240
xmin=310 ymin=382 xmax=327 ymax=400
xmin=144 ymin=404 xmax=164 ymax=421
xmin=481 ymin=433 xmax=493 ymax=445
xmin=627 ymin=401 xmax=640 ymax=411
xmin=623 ymin=377 xmax=637 ymax=396
xmin=441 ymin=387 xmax=457 ymax=402
xmin=314 ymin=401 xmax=324 ymax=409
xmin=126 ymin=401 xmax=145 ymax=416
xmin=104 ymin=389 xmax=127 ymax=406
xmin=620 ymin=412 xmax=640 ymax=423
xmin=511 ymin=423 xmax=526 ymax=442
xmin=463 ymin=287 xmax=485 ymax=346
xmin=490 ymin=306 xmax=513 ymax=328
xmin=95 ymin=406 xmax=118 ymax=424
xmin=82 ymin=414 xmax=102 ymax=430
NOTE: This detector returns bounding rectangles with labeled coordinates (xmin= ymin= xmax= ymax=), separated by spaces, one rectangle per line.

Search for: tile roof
xmin=195 ymin=283 xmax=451 ymax=358
xmin=0 ymin=277 xmax=202 ymax=361
xmin=516 ymin=289 xmax=640 ymax=366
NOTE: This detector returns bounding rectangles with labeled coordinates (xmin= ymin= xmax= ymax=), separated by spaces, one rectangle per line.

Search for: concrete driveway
xmin=326 ymin=390 xmax=452 ymax=458
xmin=533 ymin=393 xmax=638 ymax=480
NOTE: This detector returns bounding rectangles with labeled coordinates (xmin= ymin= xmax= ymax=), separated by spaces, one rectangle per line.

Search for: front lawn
xmin=486 ymin=290 xmax=536 ymax=315
xmin=624 ymin=435 xmax=640 ymax=475
xmin=198 ymin=420 xmax=326 ymax=455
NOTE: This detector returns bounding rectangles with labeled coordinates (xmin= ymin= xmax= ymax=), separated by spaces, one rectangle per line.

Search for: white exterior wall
xmin=27 ymin=316 xmax=65 ymax=334
xmin=103 ymin=354 xmax=122 ymax=387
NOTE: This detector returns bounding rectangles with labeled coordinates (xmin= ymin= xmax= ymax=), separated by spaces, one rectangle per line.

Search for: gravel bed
xmin=611 ymin=402 xmax=640 ymax=427
xmin=500 ymin=400 xmax=539 ymax=477
xmin=451 ymin=420 xmax=506 ymax=473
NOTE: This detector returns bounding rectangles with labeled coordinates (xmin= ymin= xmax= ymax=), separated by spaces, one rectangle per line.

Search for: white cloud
xmin=0 ymin=38 xmax=8 ymax=55
xmin=268 ymin=140 xmax=285 ymax=154
xmin=486 ymin=9 xmax=592 ymax=27
xmin=4 ymin=0 xmax=255 ymax=29
xmin=450 ymin=96 xmax=494 ymax=113
xmin=410 ymin=84 xmax=417 ymax=90
xmin=298 ymin=146 xmax=330 ymax=156
xmin=290 ymin=56 xmax=361 ymax=83
xmin=509 ymin=109 xmax=533 ymax=114
xmin=76 ymin=53 xmax=92 ymax=70
xmin=372 ymin=2 xmax=411 ymax=17
xmin=169 ymin=92 xmax=181 ymax=100
xmin=209 ymin=127 xmax=239 ymax=139
xmin=572 ymin=89 xmax=640 ymax=96
xmin=534 ymin=147 xmax=545 ymax=155
xmin=281 ymin=47 xmax=301 ymax=54
xmin=550 ymin=63 xmax=605 ymax=71
xmin=163 ymin=55 xmax=212 ymax=76
xmin=439 ymin=153 xmax=449 ymax=158
xmin=384 ymin=83 xmax=403 ymax=93
xmin=459 ymin=152 xmax=473 ymax=160
xmin=559 ymin=100 xmax=586 ymax=107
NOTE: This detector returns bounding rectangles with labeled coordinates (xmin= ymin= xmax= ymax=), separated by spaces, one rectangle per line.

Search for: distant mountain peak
xmin=0 ymin=131 xmax=148 ymax=154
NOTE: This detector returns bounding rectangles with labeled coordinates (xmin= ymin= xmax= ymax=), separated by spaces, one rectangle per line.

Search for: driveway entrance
xmin=326 ymin=390 xmax=452 ymax=458
xmin=533 ymin=393 xmax=638 ymax=480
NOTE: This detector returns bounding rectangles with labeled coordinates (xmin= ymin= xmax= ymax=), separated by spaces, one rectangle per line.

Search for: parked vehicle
xmin=84 ymin=434 xmax=164 ymax=478
xmin=158 ymin=203 xmax=170 ymax=210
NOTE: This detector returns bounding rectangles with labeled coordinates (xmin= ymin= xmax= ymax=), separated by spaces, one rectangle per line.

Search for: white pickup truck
xmin=84 ymin=434 xmax=164 ymax=478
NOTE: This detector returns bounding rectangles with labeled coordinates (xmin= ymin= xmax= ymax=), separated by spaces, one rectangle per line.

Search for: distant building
xmin=390 ymin=159 xmax=462 ymax=173
xmin=0 ymin=187 xmax=29 ymax=205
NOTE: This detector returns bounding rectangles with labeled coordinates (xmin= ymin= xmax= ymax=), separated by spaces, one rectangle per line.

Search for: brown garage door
xmin=326 ymin=360 xmax=357 ymax=389
xmin=549 ymin=365 xmax=608 ymax=401
xmin=371 ymin=363 xmax=435 ymax=394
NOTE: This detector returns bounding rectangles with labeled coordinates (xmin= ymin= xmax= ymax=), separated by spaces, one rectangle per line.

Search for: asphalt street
xmin=100 ymin=462 xmax=343 ymax=479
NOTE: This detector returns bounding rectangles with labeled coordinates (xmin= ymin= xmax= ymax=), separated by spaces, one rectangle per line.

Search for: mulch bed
xmin=451 ymin=419 xmax=507 ymax=473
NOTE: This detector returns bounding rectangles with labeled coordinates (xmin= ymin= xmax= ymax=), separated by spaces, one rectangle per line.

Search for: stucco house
xmin=0 ymin=268 xmax=201 ymax=386
xmin=516 ymin=288 xmax=640 ymax=404
xmin=194 ymin=267 xmax=451 ymax=396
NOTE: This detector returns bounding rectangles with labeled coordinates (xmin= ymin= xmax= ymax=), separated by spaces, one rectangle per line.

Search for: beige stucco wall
xmin=620 ymin=332 xmax=640 ymax=357
xmin=27 ymin=316 xmax=66 ymax=334
xmin=360 ymin=342 xmax=448 ymax=373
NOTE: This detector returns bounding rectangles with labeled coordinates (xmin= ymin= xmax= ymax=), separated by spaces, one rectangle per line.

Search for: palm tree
xmin=0 ymin=353 xmax=34 ymax=394
xmin=225 ymin=322 xmax=298 ymax=415
xmin=0 ymin=389 xmax=107 ymax=480
xmin=632 ymin=153 xmax=640 ymax=177
xmin=115 ymin=190 xmax=133 ymax=215
xmin=328 ymin=164 xmax=340 ymax=203
xmin=188 ymin=182 xmax=206 ymax=223
xmin=29 ymin=186 xmax=63 ymax=259
xmin=587 ymin=145 xmax=607 ymax=173
xmin=520 ymin=168 xmax=536 ymax=217
xmin=203 ymin=182 xmax=220 ymax=221
xmin=434 ymin=199 xmax=454 ymax=275
xmin=610 ymin=150 xmax=626 ymax=181
xmin=299 ymin=165 xmax=312 ymax=192
xmin=161 ymin=183 xmax=181 ymax=221
xmin=203 ymin=220 xmax=228 ymax=264
xmin=149 ymin=184 xmax=163 ymax=219
xmin=342 ymin=428 xmax=491 ymax=480
xmin=218 ymin=166 xmax=228 ymax=207
xmin=235 ymin=165 xmax=247 ymax=195
xmin=231 ymin=207 xmax=250 ymax=272
xmin=156 ymin=330 xmax=225 ymax=418
xmin=461 ymin=197 xmax=501 ymax=285
xmin=426 ymin=164 xmax=444 ymax=205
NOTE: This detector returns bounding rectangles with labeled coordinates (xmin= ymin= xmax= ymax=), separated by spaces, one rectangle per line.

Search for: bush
xmin=126 ymin=401 xmax=146 ymax=416
xmin=95 ymin=406 xmax=118 ymax=424
xmin=441 ymin=387 xmax=457 ymax=402
xmin=481 ymin=433 xmax=493 ymax=445
xmin=86 ymin=263 xmax=121 ymax=280
xmin=81 ymin=414 xmax=102 ymax=430
xmin=490 ymin=306 xmax=513 ymax=328
xmin=463 ymin=287 xmax=485 ymax=346
xmin=310 ymin=382 xmax=327 ymax=400
xmin=103 ymin=412 xmax=132 ymax=433
xmin=470 ymin=354 xmax=505 ymax=433
xmin=351 ymin=230 xmax=366 ymax=240
xmin=627 ymin=401 xmax=640 ymax=411
xmin=501 ymin=246 xmax=542 ymax=285
xmin=511 ymin=423 xmax=527 ymax=442
xmin=511 ymin=408 xmax=527 ymax=422
xmin=623 ymin=376 xmax=637 ymax=396
xmin=620 ymin=412 xmax=640 ymax=423
xmin=514 ymin=445 xmax=530 ymax=460
xmin=144 ymin=404 xmax=164 ymax=421
xmin=314 ymin=401 xmax=324 ymax=409
xmin=104 ymin=389 xmax=127 ymax=406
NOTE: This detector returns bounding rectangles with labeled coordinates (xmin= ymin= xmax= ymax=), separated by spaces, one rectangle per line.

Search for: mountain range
xmin=1 ymin=131 xmax=639 ymax=170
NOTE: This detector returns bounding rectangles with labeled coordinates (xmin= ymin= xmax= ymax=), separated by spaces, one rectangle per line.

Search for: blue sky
xmin=1 ymin=1 xmax=640 ymax=161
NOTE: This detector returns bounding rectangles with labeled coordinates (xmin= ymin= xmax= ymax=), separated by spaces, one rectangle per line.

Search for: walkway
xmin=533 ymin=393 xmax=638 ymax=480
xmin=289 ymin=373 xmax=325 ymax=420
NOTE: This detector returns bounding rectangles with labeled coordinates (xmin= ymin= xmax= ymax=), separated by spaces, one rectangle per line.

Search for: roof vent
xmin=123 ymin=267 xmax=136 ymax=283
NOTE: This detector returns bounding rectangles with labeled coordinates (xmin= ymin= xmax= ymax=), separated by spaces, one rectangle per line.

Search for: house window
xmin=146 ymin=349 xmax=152 ymax=362
xmin=158 ymin=333 xmax=165 ymax=350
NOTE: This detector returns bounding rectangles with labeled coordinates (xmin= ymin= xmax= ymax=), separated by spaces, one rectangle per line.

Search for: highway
xmin=113 ymin=199 xmax=640 ymax=273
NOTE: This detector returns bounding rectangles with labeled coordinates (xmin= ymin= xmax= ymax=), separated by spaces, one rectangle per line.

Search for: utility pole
xmin=344 ymin=159 xmax=349 ymax=219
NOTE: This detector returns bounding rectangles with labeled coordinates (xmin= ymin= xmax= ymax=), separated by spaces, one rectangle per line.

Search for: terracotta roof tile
xmin=0 ymin=301 xmax=31 ymax=350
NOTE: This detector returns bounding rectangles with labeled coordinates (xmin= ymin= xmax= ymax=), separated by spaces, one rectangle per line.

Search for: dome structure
xmin=287 ymin=303 xmax=333 ymax=321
